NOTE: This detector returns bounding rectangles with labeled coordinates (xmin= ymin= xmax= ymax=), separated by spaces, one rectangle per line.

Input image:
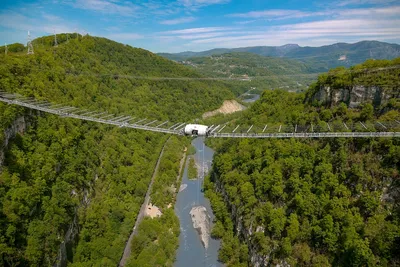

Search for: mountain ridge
xmin=158 ymin=40 xmax=400 ymax=71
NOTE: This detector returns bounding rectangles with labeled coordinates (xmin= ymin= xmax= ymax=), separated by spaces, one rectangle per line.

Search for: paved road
xmin=118 ymin=137 xmax=169 ymax=267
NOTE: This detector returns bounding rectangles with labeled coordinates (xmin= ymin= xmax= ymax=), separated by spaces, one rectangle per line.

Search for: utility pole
xmin=5 ymin=43 xmax=7 ymax=55
xmin=54 ymin=30 xmax=58 ymax=47
xmin=27 ymin=31 xmax=34 ymax=55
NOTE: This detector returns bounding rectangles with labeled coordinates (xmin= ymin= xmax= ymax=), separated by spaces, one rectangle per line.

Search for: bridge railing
xmin=1 ymin=91 xmax=399 ymax=138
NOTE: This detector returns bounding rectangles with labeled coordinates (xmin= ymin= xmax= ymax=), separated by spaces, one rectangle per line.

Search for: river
xmin=242 ymin=94 xmax=260 ymax=103
xmin=175 ymin=137 xmax=222 ymax=267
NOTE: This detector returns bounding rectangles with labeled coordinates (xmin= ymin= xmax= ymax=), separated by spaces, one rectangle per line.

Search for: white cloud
xmin=160 ymin=16 xmax=196 ymax=25
xmin=228 ymin=9 xmax=331 ymax=20
xmin=0 ymin=10 xmax=75 ymax=35
xmin=161 ymin=27 xmax=233 ymax=35
xmin=336 ymin=0 xmax=398 ymax=6
xmin=337 ymin=6 xmax=400 ymax=17
xmin=179 ymin=0 xmax=230 ymax=8
xmin=177 ymin=16 xmax=400 ymax=49
xmin=71 ymin=0 xmax=139 ymax=16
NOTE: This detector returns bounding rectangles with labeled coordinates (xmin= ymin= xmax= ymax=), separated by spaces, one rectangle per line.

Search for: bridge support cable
xmin=98 ymin=114 xmax=115 ymax=120
xmin=36 ymin=102 xmax=53 ymax=107
xmin=91 ymin=112 xmax=107 ymax=118
xmin=360 ymin=121 xmax=368 ymax=130
xmin=232 ymin=125 xmax=240 ymax=133
xmin=60 ymin=107 xmax=79 ymax=113
xmin=79 ymin=111 xmax=98 ymax=116
xmin=218 ymin=125 xmax=227 ymax=133
xmin=168 ymin=122 xmax=180 ymax=129
xmin=144 ymin=120 xmax=158 ymax=126
xmin=121 ymin=117 xmax=136 ymax=123
xmin=211 ymin=125 xmax=221 ymax=133
xmin=133 ymin=118 xmax=147 ymax=125
xmin=326 ymin=122 xmax=331 ymax=131
xmin=109 ymin=115 xmax=126 ymax=122
xmin=156 ymin=121 xmax=169 ymax=127
xmin=114 ymin=116 xmax=132 ymax=123
xmin=262 ymin=125 xmax=268 ymax=133
xmin=377 ymin=122 xmax=387 ymax=129
xmin=174 ymin=123 xmax=186 ymax=130
xmin=247 ymin=125 xmax=253 ymax=133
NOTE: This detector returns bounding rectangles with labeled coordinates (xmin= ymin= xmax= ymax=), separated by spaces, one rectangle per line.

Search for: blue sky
xmin=0 ymin=0 xmax=399 ymax=53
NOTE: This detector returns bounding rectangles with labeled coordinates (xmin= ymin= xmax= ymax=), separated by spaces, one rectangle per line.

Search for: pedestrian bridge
xmin=1 ymin=91 xmax=399 ymax=139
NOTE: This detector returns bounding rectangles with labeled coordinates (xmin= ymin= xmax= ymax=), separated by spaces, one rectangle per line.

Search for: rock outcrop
xmin=215 ymin=178 xmax=270 ymax=267
xmin=0 ymin=116 xmax=28 ymax=168
xmin=312 ymin=85 xmax=398 ymax=108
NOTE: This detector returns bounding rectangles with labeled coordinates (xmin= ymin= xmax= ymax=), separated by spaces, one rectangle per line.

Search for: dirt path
xmin=118 ymin=138 xmax=169 ymax=267
xmin=176 ymin=148 xmax=187 ymax=184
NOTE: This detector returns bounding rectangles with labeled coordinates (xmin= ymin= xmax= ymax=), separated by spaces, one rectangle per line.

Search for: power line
xmin=61 ymin=64 xmax=400 ymax=81
xmin=27 ymin=31 xmax=34 ymax=55
xmin=54 ymin=30 xmax=58 ymax=47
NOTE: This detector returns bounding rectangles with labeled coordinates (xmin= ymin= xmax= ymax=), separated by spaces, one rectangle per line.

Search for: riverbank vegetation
xmin=188 ymin=157 xmax=198 ymax=180
xmin=125 ymin=136 xmax=187 ymax=266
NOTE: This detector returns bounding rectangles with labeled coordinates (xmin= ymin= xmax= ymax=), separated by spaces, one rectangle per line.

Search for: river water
xmin=175 ymin=137 xmax=222 ymax=267
xmin=242 ymin=94 xmax=260 ymax=103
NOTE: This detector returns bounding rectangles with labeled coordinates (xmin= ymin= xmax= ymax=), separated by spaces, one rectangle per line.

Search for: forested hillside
xmin=181 ymin=52 xmax=318 ymax=92
xmin=0 ymin=34 xmax=234 ymax=121
xmin=205 ymin=60 xmax=400 ymax=266
xmin=0 ymin=34 xmax=232 ymax=266
xmin=159 ymin=41 xmax=400 ymax=71
xmin=305 ymin=58 xmax=400 ymax=109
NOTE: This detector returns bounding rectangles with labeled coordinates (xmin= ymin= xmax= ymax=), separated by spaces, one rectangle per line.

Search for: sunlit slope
xmin=0 ymin=34 xmax=234 ymax=121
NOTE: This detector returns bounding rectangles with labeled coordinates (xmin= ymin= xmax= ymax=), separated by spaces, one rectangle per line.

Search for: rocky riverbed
xmin=174 ymin=137 xmax=222 ymax=267
xmin=190 ymin=206 xmax=211 ymax=249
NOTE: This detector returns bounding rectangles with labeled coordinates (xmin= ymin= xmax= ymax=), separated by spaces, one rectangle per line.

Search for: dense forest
xmin=0 ymin=34 xmax=235 ymax=121
xmin=205 ymin=59 xmax=400 ymax=266
xmin=0 ymin=34 xmax=231 ymax=266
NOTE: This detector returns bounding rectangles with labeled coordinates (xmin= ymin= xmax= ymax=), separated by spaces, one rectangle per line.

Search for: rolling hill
xmin=159 ymin=41 xmax=400 ymax=71
xmin=180 ymin=52 xmax=320 ymax=92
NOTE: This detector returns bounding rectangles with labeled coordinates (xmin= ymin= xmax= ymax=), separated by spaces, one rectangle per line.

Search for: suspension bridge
xmin=1 ymin=91 xmax=399 ymax=138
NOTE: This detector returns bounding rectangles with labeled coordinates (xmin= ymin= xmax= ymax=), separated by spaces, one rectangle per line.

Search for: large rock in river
xmin=190 ymin=206 xmax=211 ymax=249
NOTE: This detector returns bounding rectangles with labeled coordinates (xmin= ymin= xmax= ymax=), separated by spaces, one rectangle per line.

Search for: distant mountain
xmin=158 ymin=41 xmax=400 ymax=71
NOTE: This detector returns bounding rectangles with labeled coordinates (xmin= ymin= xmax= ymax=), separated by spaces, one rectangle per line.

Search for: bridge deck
xmin=1 ymin=92 xmax=399 ymax=138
